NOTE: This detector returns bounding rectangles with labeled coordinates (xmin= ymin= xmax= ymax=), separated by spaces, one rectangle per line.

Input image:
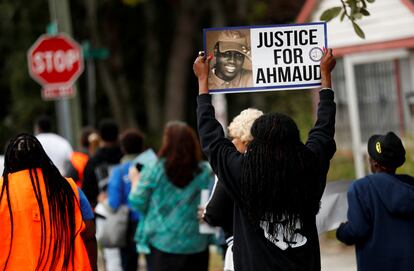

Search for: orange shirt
xmin=70 ymin=151 xmax=89 ymax=187
xmin=0 ymin=169 xmax=92 ymax=270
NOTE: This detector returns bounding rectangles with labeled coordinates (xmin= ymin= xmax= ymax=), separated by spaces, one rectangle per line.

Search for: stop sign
xmin=28 ymin=34 xmax=84 ymax=87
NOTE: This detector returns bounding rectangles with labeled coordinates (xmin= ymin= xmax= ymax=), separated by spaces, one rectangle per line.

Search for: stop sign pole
xmin=23 ymin=0 xmax=83 ymax=147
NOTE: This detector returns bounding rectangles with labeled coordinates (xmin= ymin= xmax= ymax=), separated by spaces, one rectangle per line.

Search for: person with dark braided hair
xmin=0 ymin=133 xmax=96 ymax=271
xmin=194 ymin=48 xmax=336 ymax=270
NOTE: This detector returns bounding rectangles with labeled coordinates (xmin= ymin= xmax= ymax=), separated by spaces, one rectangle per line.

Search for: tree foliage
xmin=0 ymin=0 xmax=313 ymax=151
xmin=0 ymin=0 xmax=53 ymax=150
xmin=320 ymin=0 xmax=374 ymax=39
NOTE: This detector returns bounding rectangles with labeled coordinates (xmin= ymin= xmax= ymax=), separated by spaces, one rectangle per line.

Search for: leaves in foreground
xmin=320 ymin=0 xmax=375 ymax=39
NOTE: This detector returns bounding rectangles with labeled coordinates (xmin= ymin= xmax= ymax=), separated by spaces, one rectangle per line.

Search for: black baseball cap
xmin=367 ymin=132 xmax=406 ymax=169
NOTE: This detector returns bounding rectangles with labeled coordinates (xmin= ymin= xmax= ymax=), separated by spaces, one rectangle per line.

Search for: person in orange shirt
xmin=66 ymin=127 xmax=98 ymax=187
xmin=0 ymin=133 xmax=97 ymax=271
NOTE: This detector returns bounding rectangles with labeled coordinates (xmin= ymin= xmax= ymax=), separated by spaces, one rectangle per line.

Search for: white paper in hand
xmin=316 ymin=179 xmax=353 ymax=234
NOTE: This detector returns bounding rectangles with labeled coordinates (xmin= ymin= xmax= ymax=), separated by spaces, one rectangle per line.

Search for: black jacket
xmin=204 ymin=177 xmax=234 ymax=241
xmin=82 ymin=145 xmax=123 ymax=207
xmin=196 ymin=89 xmax=336 ymax=271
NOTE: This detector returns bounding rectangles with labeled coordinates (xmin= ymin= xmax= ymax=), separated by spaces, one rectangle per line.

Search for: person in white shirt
xmin=0 ymin=155 xmax=4 ymax=175
xmin=34 ymin=115 xmax=73 ymax=175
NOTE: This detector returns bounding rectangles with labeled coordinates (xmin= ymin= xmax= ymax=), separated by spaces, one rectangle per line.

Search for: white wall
xmin=310 ymin=0 xmax=414 ymax=48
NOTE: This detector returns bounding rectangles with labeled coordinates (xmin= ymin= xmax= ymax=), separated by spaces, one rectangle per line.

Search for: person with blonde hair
xmin=227 ymin=108 xmax=264 ymax=153
xmin=203 ymin=108 xmax=263 ymax=271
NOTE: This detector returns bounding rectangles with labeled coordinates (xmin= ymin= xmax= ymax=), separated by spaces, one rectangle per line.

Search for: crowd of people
xmin=0 ymin=45 xmax=413 ymax=271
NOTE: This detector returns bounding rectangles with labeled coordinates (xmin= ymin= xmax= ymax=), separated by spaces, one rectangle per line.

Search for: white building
xmin=297 ymin=0 xmax=414 ymax=177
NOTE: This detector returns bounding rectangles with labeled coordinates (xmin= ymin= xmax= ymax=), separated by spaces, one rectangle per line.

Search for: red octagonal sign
xmin=28 ymin=34 xmax=84 ymax=87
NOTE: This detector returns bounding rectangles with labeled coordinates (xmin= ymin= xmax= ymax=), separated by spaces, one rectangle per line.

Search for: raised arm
xmin=194 ymin=53 xmax=244 ymax=204
xmin=320 ymin=48 xmax=335 ymax=90
xmin=306 ymin=49 xmax=337 ymax=170
xmin=305 ymin=49 xmax=337 ymax=198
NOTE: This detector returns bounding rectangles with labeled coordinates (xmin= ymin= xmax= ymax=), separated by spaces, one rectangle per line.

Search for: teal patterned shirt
xmin=128 ymin=159 xmax=213 ymax=254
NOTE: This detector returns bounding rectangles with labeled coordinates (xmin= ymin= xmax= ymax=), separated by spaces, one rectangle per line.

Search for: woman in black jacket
xmin=194 ymin=49 xmax=336 ymax=271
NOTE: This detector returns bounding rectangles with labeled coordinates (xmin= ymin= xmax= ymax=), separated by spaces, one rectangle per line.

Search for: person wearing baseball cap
xmin=208 ymin=30 xmax=253 ymax=90
xmin=367 ymin=132 xmax=406 ymax=171
xmin=337 ymin=132 xmax=414 ymax=271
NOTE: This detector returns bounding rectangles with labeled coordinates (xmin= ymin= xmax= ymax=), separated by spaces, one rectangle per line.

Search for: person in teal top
xmin=128 ymin=121 xmax=213 ymax=271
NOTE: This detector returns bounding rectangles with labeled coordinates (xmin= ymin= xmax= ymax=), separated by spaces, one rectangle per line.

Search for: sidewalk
xmin=99 ymin=236 xmax=357 ymax=271
xmin=320 ymin=235 xmax=356 ymax=271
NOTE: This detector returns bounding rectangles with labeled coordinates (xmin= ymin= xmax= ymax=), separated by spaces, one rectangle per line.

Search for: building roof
xmin=296 ymin=0 xmax=414 ymax=55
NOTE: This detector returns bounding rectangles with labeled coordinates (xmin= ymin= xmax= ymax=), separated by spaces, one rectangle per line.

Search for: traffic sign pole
xmin=82 ymin=41 xmax=109 ymax=127
xmin=47 ymin=0 xmax=81 ymax=147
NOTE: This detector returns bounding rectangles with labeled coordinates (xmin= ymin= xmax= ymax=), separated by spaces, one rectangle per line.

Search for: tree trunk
xmin=97 ymin=61 xmax=125 ymax=125
xmin=143 ymin=1 xmax=162 ymax=132
xmin=85 ymin=0 xmax=137 ymax=129
xmin=116 ymin=64 xmax=137 ymax=128
xmin=164 ymin=1 xmax=199 ymax=122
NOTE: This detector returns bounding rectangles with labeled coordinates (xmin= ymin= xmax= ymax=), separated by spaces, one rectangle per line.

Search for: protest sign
xmin=316 ymin=179 xmax=352 ymax=234
xmin=203 ymin=22 xmax=327 ymax=94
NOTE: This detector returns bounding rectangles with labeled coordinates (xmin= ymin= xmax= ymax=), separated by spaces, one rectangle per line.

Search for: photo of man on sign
xmin=207 ymin=30 xmax=253 ymax=90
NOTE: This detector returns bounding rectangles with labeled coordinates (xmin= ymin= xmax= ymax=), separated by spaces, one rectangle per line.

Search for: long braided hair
xmin=241 ymin=113 xmax=319 ymax=240
xmin=0 ymin=133 xmax=79 ymax=271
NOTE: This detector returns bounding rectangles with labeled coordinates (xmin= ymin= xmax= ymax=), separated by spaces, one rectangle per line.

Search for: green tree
xmin=0 ymin=0 xmax=311 ymax=151
xmin=0 ymin=0 xmax=53 ymax=149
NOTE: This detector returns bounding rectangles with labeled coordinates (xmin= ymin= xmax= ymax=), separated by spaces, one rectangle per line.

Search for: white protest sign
xmin=203 ymin=22 xmax=327 ymax=94
xmin=199 ymin=189 xmax=218 ymax=234
xmin=316 ymin=179 xmax=352 ymax=234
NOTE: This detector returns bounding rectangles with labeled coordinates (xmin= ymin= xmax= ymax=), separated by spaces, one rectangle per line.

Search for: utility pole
xmin=82 ymin=41 xmax=109 ymax=128
xmin=48 ymin=0 xmax=82 ymax=146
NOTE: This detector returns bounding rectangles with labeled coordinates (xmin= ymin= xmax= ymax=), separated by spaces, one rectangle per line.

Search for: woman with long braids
xmin=0 ymin=133 xmax=95 ymax=270
xmin=128 ymin=121 xmax=213 ymax=271
xmin=193 ymin=49 xmax=336 ymax=270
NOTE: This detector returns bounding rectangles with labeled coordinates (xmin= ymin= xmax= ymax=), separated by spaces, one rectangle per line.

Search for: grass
xmin=209 ymin=248 xmax=224 ymax=271
xmin=327 ymin=144 xmax=414 ymax=182
xmin=397 ymin=142 xmax=414 ymax=176
xmin=327 ymin=150 xmax=356 ymax=181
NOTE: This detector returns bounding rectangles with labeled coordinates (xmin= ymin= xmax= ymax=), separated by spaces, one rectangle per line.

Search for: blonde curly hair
xmin=228 ymin=108 xmax=263 ymax=143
